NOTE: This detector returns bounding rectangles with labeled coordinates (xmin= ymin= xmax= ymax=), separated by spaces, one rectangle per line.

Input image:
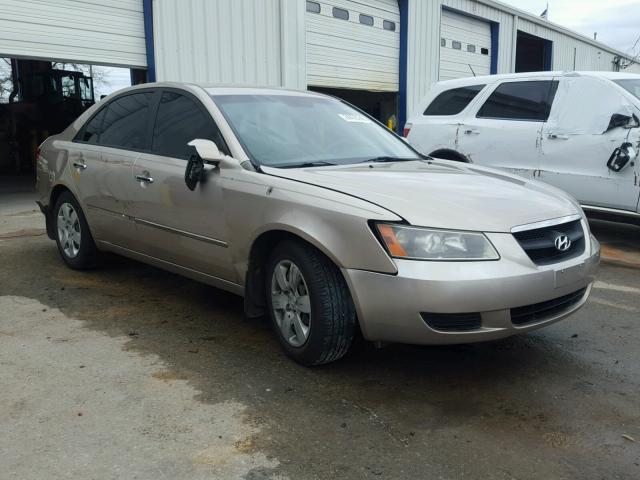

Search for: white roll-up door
xmin=305 ymin=0 xmax=400 ymax=91
xmin=0 ymin=0 xmax=146 ymax=68
xmin=439 ymin=9 xmax=491 ymax=81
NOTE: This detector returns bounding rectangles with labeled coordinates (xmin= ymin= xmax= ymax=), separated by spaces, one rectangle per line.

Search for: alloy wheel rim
xmin=271 ymin=260 xmax=311 ymax=347
xmin=57 ymin=202 xmax=81 ymax=258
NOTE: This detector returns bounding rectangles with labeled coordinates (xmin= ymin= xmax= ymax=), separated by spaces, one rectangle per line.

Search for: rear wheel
xmin=266 ymin=240 xmax=356 ymax=366
xmin=53 ymin=191 xmax=98 ymax=269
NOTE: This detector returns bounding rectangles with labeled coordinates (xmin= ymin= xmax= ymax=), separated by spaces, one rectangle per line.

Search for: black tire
xmin=52 ymin=191 xmax=98 ymax=270
xmin=265 ymin=240 xmax=356 ymax=366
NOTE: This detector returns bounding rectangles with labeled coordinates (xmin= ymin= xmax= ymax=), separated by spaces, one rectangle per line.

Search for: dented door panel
xmin=539 ymin=76 xmax=640 ymax=212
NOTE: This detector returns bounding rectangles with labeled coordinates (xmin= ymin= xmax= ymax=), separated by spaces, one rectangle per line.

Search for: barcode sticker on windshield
xmin=338 ymin=113 xmax=371 ymax=123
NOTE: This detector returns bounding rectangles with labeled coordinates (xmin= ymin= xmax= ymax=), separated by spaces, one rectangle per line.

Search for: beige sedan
xmin=36 ymin=83 xmax=599 ymax=365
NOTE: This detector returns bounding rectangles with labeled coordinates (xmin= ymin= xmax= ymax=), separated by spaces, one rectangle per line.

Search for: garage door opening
xmin=0 ymin=58 xmax=140 ymax=192
xmin=516 ymin=31 xmax=553 ymax=72
xmin=308 ymin=87 xmax=399 ymax=130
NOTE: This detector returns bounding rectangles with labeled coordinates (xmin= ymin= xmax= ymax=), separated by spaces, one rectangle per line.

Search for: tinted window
xmin=452 ymin=41 xmax=462 ymax=50
xmin=306 ymin=1 xmax=320 ymax=13
xmin=77 ymin=107 xmax=107 ymax=143
xmin=359 ymin=14 xmax=374 ymax=26
xmin=481 ymin=47 xmax=489 ymax=55
xmin=477 ymin=80 xmax=558 ymax=121
xmin=100 ymin=92 xmax=154 ymax=149
xmin=467 ymin=44 xmax=476 ymax=53
xmin=333 ymin=7 xmax=348 ymax=20
xmin=383 ymin=20 xmax=396 ymax=31
xmin=424 ymin=85 xmax=485 ymax=116
xmin=152 ymin=91 xmax=225 ymax=160
xmin=441 ymin=38 xmax=446 ymax=47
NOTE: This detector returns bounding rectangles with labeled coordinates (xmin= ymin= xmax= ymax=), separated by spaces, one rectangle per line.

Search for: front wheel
xmin=266 ymin=240 xmax=356 ymax=366
xmin=53 ymin=191 xmax=98 ymax=269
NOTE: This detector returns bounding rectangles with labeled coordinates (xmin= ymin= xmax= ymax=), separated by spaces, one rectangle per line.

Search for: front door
xmin=458 ymin=78 xmax=558 ymax=179
xmin=539 ymin=76 xmax=640 ymax=211
xmin=127 ymin=90 xmax=236 ymax=281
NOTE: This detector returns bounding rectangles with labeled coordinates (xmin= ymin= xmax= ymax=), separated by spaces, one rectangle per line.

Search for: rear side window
xmin=77 ymin=107 xmax=107 ymax=143
xmin=424 ymin=85 xmax=485 ymax=116
xmin=100 ymin=92 xmax=154 ymax=149
xmin=152 ymin=91 xmax=226 ymax=160
xmin=477 ymin=80 xmax=559 ymax=121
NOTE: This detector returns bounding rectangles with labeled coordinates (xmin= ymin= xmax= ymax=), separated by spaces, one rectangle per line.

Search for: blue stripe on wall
xmin=490 ymin=22 xmax=499 ymax=74
xmin=398 ymin=0 xmax=408 ymax=132
xmin=143 ymin=0 xmax=156 ymax=82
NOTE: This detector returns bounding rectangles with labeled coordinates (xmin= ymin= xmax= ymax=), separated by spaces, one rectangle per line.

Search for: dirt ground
xmin=1 ymin=195 xmax=639 ymax=479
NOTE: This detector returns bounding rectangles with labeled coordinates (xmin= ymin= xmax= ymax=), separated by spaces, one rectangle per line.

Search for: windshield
xmin=212 ymin=94 xmax=420 ymax=167
xmin=614 ymin=79 xmax=640 ymax=100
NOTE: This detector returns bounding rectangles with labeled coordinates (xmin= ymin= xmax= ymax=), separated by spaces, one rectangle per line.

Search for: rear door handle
xmin=464 ymin=129 xmax=480 ymax=135
xmin=135 ymin=174 xmax=154 ymax=184
xmin=548 ymin=133 xmax=570 ymax=140
xmin=72 ymin=161 xmax=87 ymax=170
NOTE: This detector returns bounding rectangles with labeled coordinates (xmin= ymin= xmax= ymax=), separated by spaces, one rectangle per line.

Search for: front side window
xmin=77 ymin=107 xmax=107 ymax=143
xmin=614 ymin=79 xmax=640 ymax=100
xmin=100 ymin=92 xmax=154 ymax=150
xmin=425 ymin=85 xmax=486 ymax=116
xmin=212 ymin=94 xmax=420 ymax=168
xmin=152 ymin=91 xmax=226 ymax=160
xmin=477 ymin=80 xmax=559 ymax=121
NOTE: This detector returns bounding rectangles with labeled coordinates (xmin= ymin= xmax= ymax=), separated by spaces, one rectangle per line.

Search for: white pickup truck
xmin=406 ymin=71 xmax=640 ymax=225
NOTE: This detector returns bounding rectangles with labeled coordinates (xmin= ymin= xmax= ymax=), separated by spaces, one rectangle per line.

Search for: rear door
xmin=408 ymin=83 xmax=486 ymax=157
xmin=70 ymin=91 xmax=155 ymax=246
xmin=539 ymin=76 xmax=640 ymax=211
xmin=128 ymin=89 xmax=236 ymax=281
xmin=458 ymin=78 xmax=557 ymax=178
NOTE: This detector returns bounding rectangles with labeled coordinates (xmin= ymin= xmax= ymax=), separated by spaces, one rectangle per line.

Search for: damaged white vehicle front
xmin=406 ymin=72 xmax=640 ymax=225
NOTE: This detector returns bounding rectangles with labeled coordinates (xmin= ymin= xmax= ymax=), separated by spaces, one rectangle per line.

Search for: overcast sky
xmin=501 ymin=0 xmax=640 ymax=54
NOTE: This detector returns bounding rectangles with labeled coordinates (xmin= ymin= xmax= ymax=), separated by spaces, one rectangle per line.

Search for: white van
xmin=405 ymin=72 xmax=640 ymax=224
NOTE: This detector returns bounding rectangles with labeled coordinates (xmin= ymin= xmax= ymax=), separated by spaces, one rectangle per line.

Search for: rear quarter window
xmin=424 ymin=85 xmax=486 ymax=116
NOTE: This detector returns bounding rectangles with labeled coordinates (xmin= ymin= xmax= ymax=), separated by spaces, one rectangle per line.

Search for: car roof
xmin=434 ymin=71 xmax=640 ymax=87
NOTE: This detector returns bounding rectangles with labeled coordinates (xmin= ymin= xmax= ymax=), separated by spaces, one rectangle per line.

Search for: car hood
xmin=262 ymin=160 xmax=580 ymax=232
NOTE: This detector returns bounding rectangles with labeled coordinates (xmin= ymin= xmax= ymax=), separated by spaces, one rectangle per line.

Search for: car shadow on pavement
xmin=2 ymin=237 xmax=638 ymax=480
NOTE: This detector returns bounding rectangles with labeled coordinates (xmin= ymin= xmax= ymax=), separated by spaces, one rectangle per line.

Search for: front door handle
xmin=135 ymin=174 xmax=154 ymax=184
xmin=548 ymin=133 xmax=570 ymax=140
xmin=72 ymin=161 xmax=87 ymax=170
xmin=464 ymin=129 xmax=480 ymax=135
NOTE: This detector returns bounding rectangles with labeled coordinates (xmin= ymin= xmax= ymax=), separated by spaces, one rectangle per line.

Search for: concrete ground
xmin=1 ymin=188 xmax=639 ymax=480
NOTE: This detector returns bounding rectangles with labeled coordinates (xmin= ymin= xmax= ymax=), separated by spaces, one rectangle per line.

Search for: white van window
xmin=478 ymin=81 xmax=558 ymax=121
xmin=424 ymin=85 xmax=485 ymax=116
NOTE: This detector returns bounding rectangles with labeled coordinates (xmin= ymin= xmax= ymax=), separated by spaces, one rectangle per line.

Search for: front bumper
xmin=343 ymin=228 xmax=600 ymax=345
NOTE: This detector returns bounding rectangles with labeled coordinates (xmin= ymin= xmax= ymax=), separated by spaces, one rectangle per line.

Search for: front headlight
xmin=374 ymin=223 xmax=499 ymax=261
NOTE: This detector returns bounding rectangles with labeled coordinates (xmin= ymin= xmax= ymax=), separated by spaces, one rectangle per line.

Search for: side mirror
xmin=188 ymin=139 xmax=224 ymax=163
xmin=184 ymin=139 xmax=239 ymax=191
xmin=606 ymin=113 xmax=635 ymax=131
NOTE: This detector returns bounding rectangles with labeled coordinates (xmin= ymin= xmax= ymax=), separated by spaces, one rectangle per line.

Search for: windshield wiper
xmin=277 ymin=161 xmax=337 ymax=169
xmin=359 ymin=156 xmax=419 ymax=163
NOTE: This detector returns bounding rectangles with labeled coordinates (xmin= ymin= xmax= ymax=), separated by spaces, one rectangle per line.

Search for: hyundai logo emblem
xmin=554 ymin=234 xmax=572 ymax=252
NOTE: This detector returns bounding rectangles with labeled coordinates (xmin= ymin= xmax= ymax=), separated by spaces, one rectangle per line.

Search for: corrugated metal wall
xmin=153 ymin=0 xmax=306 ymax=89
xmin=405 ymin=0 xmax=632 ymax=118
xmin=0 ymin=0 xmax=146 ymax=67
xmin=517 ymin=18 xmax=617 ymax=71
xmin=305 ymin=0 xmax=400 ymax=91
xmin=406 ymin=0 xmax=515 ymax=117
